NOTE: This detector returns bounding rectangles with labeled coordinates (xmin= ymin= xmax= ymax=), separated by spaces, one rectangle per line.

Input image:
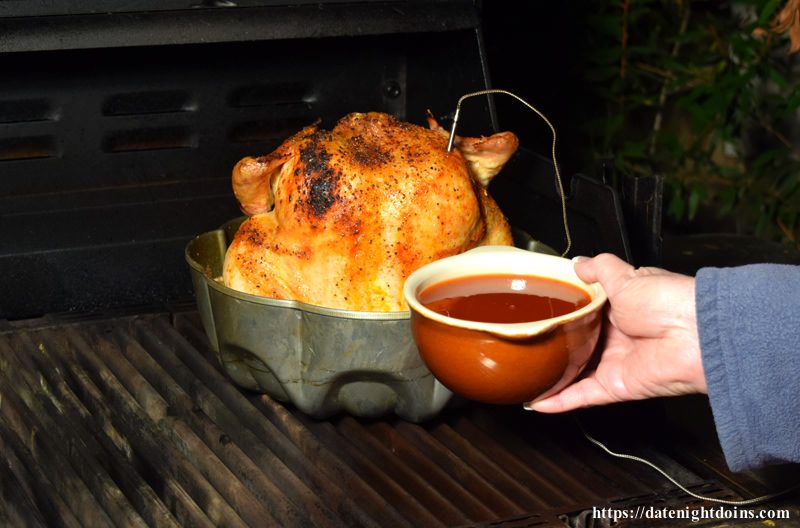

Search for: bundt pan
xmin=185 ymin=217 xmax=554 ymax=422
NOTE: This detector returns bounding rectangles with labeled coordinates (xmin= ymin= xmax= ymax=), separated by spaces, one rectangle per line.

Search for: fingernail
xmin=571 ymin=255 xmax=587 ymax=263
xmin=522 ymin=402 xmax=535 ymax=411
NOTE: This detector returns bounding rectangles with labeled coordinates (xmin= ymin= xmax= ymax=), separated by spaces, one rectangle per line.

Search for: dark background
xmin=481 ymin=2 xmax=590 ymax=180
xmin=479 ymin=1 xmax=800 ymax=271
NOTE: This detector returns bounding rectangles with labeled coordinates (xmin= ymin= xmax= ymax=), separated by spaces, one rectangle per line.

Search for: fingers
xmin=525 ymin=377 xmax=619 ymax=413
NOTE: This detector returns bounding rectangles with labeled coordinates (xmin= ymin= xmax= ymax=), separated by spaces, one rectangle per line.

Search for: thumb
xmin=574 ymin=253 xmax=635 ymax=298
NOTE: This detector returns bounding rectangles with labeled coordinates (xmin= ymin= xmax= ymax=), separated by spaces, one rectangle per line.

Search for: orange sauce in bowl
xmin=419 ymin=274 xmax=590 ymax=324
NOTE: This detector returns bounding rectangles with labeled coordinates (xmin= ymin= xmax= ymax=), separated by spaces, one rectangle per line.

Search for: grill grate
xmin=0 ymin=310 xmax=755 ymax=527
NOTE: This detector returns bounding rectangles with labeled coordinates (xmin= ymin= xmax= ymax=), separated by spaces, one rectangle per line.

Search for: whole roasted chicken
xmin=223 ymin=111 xmax=518 ymax=311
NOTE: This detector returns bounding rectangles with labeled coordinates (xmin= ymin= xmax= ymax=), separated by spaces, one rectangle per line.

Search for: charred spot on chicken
xmin=298 ymin=142 xmax=340 ymax=218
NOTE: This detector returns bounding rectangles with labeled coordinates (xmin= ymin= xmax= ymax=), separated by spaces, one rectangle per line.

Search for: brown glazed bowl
xmin=403 ymin=246 xmax=607 ymax=405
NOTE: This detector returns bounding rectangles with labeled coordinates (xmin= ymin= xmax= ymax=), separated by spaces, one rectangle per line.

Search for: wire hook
xmin=446 ymin=89 xmax=572 ymax=257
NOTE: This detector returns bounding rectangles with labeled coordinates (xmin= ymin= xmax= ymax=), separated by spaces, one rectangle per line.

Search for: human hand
xmin=528 ymin=253 xmax=707 ymax=413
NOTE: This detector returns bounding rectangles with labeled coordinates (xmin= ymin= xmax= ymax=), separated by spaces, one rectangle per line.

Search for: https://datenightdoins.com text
xmin=592 ymin=505 xmax=791 ymax=524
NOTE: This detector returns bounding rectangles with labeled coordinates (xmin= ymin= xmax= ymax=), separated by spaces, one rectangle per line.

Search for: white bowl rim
xmin=403 ymin=246 xmax=607 ymax=337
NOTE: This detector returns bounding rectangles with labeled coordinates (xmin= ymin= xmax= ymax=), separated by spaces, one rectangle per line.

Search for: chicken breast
xmin=223 ymin=111 xmax=518 ymax=311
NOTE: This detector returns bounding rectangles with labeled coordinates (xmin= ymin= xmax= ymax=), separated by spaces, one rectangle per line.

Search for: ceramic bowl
xmin=403 ymin=246 xmax=607 ymax=405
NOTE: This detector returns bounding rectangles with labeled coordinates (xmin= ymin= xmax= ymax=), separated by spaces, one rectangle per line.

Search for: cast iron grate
xmin=0 ymin=309 xmax=759 ymax=527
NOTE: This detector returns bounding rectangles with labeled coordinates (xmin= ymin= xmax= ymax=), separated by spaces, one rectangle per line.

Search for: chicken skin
xmin=223 ymin=111 xmax=518 ymax=311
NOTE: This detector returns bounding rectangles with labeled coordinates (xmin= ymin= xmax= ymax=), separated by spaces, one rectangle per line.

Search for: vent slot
xmin=102 ymin=90 xmax=195 ymax=116
xmin=228 ymin=82 xmax=313 ymax=108
xmin=102 ymin=127 xmax=195 ymax=153
xmin=0 ymin=99 xmax=57 ymax=124
xmin=228 ymin=118 xmax=312 ymax=144
xmin=0 ymin=136 xmax=57 ymax=161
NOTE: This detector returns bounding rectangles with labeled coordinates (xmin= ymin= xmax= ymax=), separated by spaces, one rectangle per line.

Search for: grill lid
xmin=0 ymin=1 xmax=479 ymax=53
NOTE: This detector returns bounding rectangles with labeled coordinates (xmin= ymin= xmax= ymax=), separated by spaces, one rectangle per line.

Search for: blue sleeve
xmin=695 ymin=264 xmax=800 ymax=472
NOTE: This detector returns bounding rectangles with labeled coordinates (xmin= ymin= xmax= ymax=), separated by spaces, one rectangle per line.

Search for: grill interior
xmin=1 ymin=3 xmax=798 ymax=526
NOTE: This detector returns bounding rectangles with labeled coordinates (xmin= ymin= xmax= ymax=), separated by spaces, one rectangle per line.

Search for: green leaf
xmin=785 ymin=89 xmax=800 ymax=112
xmin=777 ymin=172 xmax=800 ymax=196
xmin=688 ymin=186 xmax=704 ymax=221
xmin=756 ymin=0 xmax=782 ymax=26
xmin=620 ymin=141 xmax=649 ymax=159
xmin=752 ymin=148 xmax=784 ymax=172
xmin=718 ymin=186 xmax=738 ymax=216
xmin=764 ymin=67 xmax=788 ymax=89
xmin=668 ymin=190 xmax=685 ymax=220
